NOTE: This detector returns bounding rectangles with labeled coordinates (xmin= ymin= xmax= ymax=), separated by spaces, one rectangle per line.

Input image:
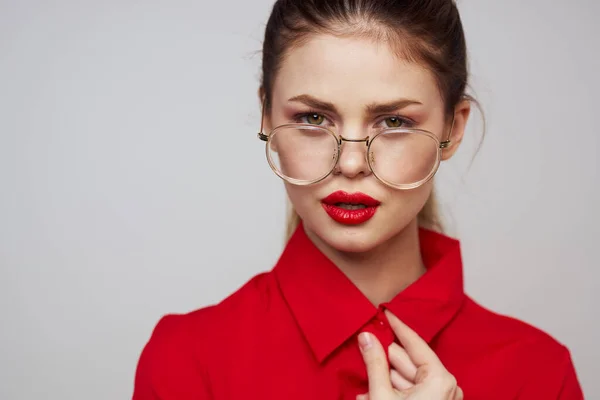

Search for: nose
xmin=335 ymin=135 xmax=372 ymax=179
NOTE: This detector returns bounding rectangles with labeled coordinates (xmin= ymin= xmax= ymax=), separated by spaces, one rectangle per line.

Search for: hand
xmin=356 ymin=310 xmax=463 ymax=400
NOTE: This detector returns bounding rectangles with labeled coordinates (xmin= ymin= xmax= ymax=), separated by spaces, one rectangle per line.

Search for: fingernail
xmin=358 ymin=332 xmax=373 ymax=351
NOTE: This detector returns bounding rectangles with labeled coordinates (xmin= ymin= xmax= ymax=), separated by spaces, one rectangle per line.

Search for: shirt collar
xmin=274 ymin=223 xmax=465 ymax=364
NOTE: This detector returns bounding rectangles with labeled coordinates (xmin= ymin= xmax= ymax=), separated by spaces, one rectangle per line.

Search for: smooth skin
xmin=357 ymin=311 xmax=463 ymax=400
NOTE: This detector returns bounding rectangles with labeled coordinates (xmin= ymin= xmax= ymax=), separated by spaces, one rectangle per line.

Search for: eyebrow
xmin=287 ymin=94 xmax=423 ymax=116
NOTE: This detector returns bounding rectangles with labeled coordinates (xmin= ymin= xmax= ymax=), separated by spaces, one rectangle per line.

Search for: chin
xmin=304 ymin=215 xmax=407 ymax=254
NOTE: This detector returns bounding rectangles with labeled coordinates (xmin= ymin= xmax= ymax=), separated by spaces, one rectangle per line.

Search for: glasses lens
xmin=369 ymin=130 xmax=440 ymax=187
xmin=267 ymin=125 xmax=338 ymax=184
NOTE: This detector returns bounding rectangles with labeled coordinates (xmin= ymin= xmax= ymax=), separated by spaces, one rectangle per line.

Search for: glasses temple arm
xmin=440 ymin=115 xmax=456 ymax=149
xmin=257 ymin=97 xmax=268 ymax=141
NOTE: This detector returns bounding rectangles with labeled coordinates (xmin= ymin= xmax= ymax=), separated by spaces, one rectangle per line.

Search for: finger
xmin=388 ymin=342 xmax=418 ymax=382
xmin=358 ymin=332 xmax=393 ymax=396
xmin=356 ymin=394 xmax=369 ymax=400
xmin=454 ymin=386 xmax=464 ymax=400
xmin=390 ymin=369 xmax=414 ymax=391
xmin=384 ymin=310 xmax=441 ymax=368
xmin=416 ymin=369 xmax=459 ymax=397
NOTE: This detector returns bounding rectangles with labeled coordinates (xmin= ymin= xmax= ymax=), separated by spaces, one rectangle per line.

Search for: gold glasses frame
xmin=257 ymin=103 xmax=455 ymax=190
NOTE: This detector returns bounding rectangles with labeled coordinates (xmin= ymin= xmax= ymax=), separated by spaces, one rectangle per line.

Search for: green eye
xmin=384 ymin=117 xmax=404 ymax=128
xmin=305 ymin=114 xmax=325 ymax=125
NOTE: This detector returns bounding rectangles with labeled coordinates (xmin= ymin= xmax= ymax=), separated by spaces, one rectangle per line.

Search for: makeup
xmin=321 ymin=191 xmax=381 ymax=225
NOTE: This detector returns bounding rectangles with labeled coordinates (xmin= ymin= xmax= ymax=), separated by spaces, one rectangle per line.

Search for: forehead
xmin=272 ymin=34 xmax=443 ymax=112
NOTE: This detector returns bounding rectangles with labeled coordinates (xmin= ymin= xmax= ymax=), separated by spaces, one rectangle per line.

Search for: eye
xmin=298 ymin=113 xmax=326 ymax=125
xmin=383 ymin=116 xmax=410 ymax=128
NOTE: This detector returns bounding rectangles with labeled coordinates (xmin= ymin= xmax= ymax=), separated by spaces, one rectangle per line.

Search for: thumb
xmin=358 ymin=332 xmax=392 ymax=396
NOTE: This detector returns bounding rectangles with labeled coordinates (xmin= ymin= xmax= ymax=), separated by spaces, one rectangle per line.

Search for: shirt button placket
xmin=374 ymin=308 xmax=394 ymax=346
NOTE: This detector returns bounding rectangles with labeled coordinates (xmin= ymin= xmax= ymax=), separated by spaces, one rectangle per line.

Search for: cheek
xmin=384 ymin=181 xmax=435 ymax=221
xmin=283 ymin=181 xmax=331 ymax=229
xmin=283 ymin=183 xmax=316 ymax=213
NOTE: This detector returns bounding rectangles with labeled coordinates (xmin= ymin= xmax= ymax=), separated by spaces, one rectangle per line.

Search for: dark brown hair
xmin=259 ymin=0 xmax=470 ymax=238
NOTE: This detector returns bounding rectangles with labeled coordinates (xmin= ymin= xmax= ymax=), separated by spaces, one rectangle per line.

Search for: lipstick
xmin=321 ymin=191 xmax=381 ymax=225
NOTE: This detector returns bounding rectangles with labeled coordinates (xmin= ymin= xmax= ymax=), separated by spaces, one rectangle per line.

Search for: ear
xmin=441 ymin=98 xmax=471 ymax=161
xmin=258 ymin=86 xmax=265 ymax=102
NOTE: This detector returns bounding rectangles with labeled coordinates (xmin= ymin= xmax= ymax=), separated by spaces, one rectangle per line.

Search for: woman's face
xmin=266 ymin=34 xmax=464 ymax=253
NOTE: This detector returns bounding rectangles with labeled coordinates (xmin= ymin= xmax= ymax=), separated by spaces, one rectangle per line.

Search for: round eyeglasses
xmin=257 ymin=111 xmax=454 ymax=190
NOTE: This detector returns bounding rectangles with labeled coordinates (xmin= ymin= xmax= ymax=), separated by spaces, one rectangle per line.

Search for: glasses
xmin=257 ymin=107 xmax=454 ymax=190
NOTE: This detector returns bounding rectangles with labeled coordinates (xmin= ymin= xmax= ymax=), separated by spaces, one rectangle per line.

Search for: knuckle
xmin=447 ymin=374 xmax=458 ymax=388
xmin=415 ymin=367 xmax=430 ymax=383
xmin=429 ymin=371 xmax=457 ymax=393
xmin=440 ymin=374 xmax=457 ymax=389
xmin=442 ymin=375 xmax=458 ymax=397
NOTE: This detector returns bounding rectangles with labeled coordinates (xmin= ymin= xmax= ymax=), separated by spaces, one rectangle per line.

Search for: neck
xmin=305 ymin=219 xmax=426 ymax=306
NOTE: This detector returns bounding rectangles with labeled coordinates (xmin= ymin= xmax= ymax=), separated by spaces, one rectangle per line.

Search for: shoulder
xmin=132 ymin=311 xmax=211 ymax=399
xmin=139 ymin=270 xmax=276 ymax=356
xmin=458 ymin=296 xmax=567 ymax=356
xmin=132 ymin=271 xmax=276 ymax=399
xmin=451 ymin=296 xmax=583 ymax=397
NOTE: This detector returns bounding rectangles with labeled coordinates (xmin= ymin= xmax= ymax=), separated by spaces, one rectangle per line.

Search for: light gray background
xmin=1 ymin=0 xmax=598 ymax=399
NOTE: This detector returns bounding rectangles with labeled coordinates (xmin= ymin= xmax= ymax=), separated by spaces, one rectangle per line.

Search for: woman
xmin=133 ymin=0 xmax=583 ymax=399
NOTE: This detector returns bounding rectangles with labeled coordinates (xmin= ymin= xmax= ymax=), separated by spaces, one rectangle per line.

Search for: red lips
xmin=321 ymin=191 xmax=381 ymax=225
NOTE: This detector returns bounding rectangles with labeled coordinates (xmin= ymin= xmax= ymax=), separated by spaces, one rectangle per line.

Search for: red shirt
xmin=133 ymin=225 xmax=583 ymax=399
